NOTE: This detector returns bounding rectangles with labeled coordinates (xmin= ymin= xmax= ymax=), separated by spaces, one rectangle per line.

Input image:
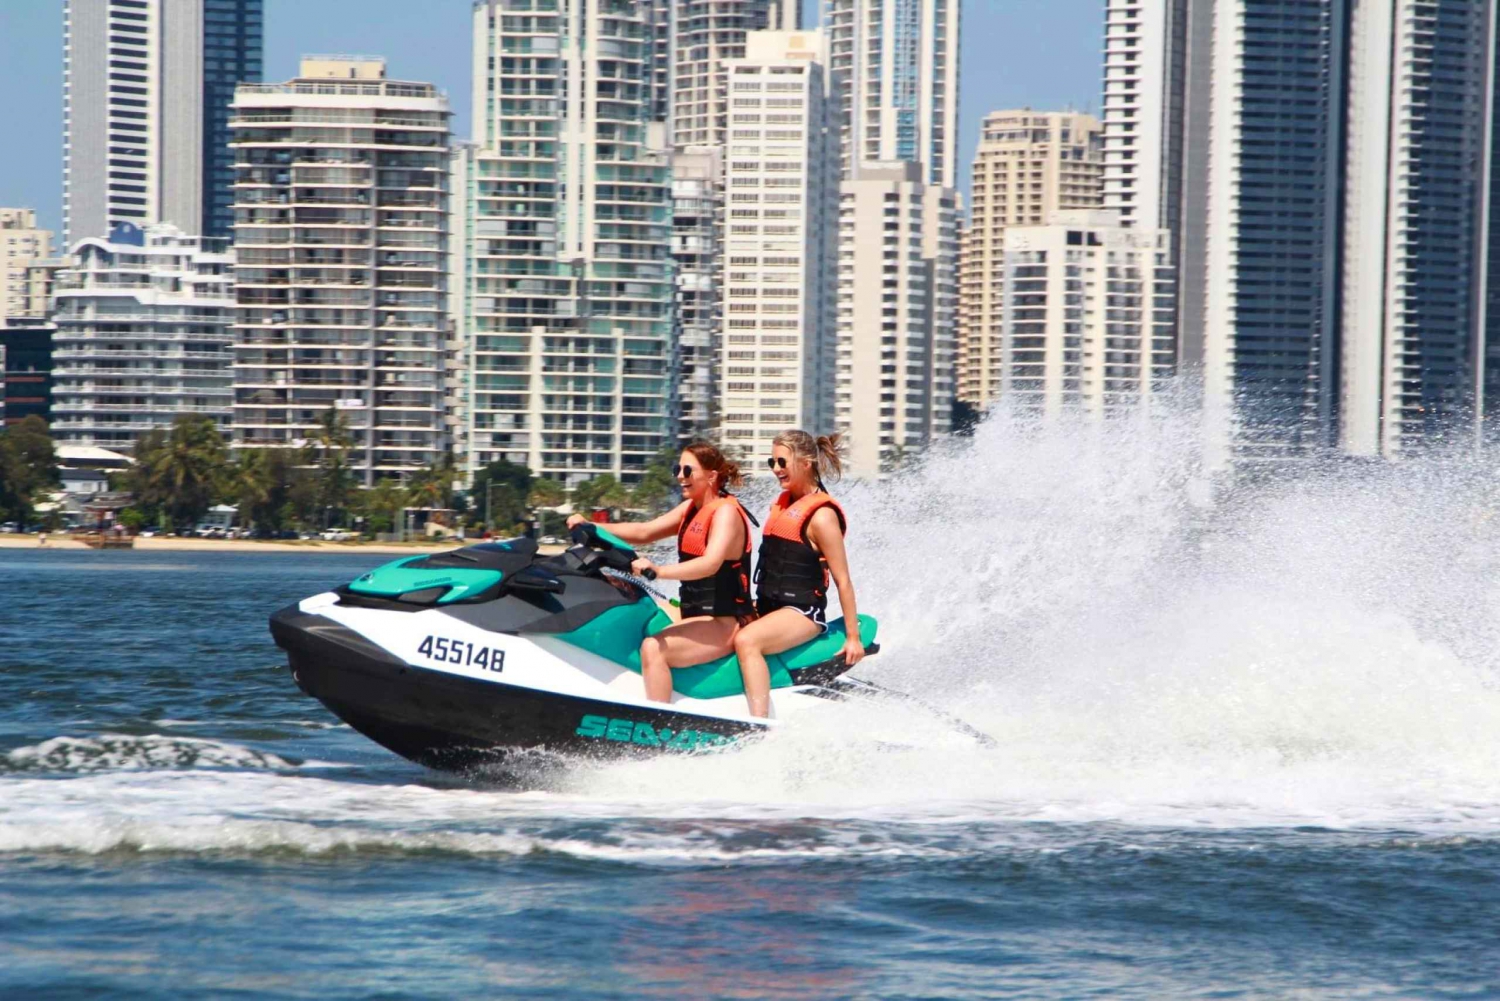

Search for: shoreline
xmin=0 ymin=535 xmax=475 ymax=554
xmin=0 ymin=535 xmax=570 ymax=556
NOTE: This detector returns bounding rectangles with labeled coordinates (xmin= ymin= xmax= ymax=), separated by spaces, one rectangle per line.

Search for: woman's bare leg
xmin=732 ymin=608 xmax=821 ymax=718
xmin=639 ymin=616 xmax=740 ymax=703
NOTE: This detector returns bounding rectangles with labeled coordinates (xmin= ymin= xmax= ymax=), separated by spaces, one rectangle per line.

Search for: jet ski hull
xmin=271 ymin=604 xmax=765 ymax=771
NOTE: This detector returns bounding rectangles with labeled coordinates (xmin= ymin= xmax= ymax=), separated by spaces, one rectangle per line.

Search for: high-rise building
xmin=835 ymin=161 xmax=956 ymax=475
xmin=717 ymin=30 xmax=839 ymax=455
xmin=1200 ymin=1 xmax=1347 ymax=462
xmin=1342 ymin=0 xmax=1493 ymax=457
xmin=63 ymin=0 xmax=264 ymax=245
xmin=1101 ymin=0 xmax=1194 ymax=234
xmin=1100 ymin=0 xmax=1214 ymax=395
xmin=823 ymin=0 xmax=959 ymax=187
xmin=999 ymin=209 xmax=1175 ymax=416
xmin=665 ymin=0 xmax=799 ymax=149
xmin=459 ymin=0 xmax=672 ymax=484
xmin=446 ymin=141 xmax=479 ymax=477
xmin=671 ymin=147 xmax=723 ymax=438
xmin=0 ymin=210 xmax=54 ymax=321
xmin=957 ymin=111 xmax=1103 ymax=409
xmin=1110 ymin=0 xmax=1500 ymax=461
xmin=50 ymin=224 xmax=234 ymax=448
xmin=229 ymin=57 xmax=451 ymax=483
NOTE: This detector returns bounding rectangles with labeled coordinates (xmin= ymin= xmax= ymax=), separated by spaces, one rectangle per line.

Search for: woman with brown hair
xmin=733 ymin=430 xmax=864 ymax=717
xmin=565 ymin=442 xmax=753 ymax=703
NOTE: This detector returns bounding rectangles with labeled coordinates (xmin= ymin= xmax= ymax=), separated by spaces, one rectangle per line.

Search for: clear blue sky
xmin=0 ymin=0 xmax=1104 ymax=239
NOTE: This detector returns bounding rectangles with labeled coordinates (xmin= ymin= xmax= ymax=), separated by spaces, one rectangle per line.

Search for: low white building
xmin=50 ymin=224 xmax=234 ymax=448
xmin=999 ymin=209 xmax=1175 ymax=416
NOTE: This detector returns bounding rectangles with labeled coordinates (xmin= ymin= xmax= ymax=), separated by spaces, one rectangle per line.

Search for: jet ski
xmin=270 ymin=523 xmax=880 ymax=771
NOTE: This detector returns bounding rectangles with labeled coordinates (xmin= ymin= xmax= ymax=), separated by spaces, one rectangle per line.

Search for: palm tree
xmin=360 ymin=477 xmax=408 ymax=536
xmin=309 ymin=407 xmax=355 ymax=528
xmin=527 ymin=477 xmax=565 ymax=511
xmin=140 ymin=416 xmax=228 ymax=531
xmin=228 ymin=449 xmax=275 ymax=532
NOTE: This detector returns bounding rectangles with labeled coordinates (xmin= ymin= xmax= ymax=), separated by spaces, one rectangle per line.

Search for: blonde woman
xmin=733 ymin=431 xmax=863 ymax=717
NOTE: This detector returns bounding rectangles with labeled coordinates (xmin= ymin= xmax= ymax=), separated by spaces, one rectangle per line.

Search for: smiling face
xmin=769 ymin=443 xmax=814 ymax=492
xmin=677 ymin=449 xmax=713 ymax=502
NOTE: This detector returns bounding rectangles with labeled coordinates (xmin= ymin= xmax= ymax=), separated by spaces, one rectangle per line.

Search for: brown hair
xmin=772 ymin=430 xmax=844 ymax=485
xmin=683 ymin=441 xmax=744 ymax=495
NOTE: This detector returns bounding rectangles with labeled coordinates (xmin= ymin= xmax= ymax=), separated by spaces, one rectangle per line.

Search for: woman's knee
xmin=640 ymin=634 xmax=666 ymax=664
xmin=733 ymin=629 xmax=760 ymax=658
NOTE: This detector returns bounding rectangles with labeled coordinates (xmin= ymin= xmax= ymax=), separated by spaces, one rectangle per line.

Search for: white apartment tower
xmin=459 ymin=0 xmax=672 ymax=484
xmin=717 ymin=30 xmax=840 ymax=453
xmin=662 ymin=0 xmax=801 ymax=148
xmin=957 ymin=111 xmax=1103 ymax=409
xmin=229 ymin=57 xmax=451 ymax=484
xmin=0 ymin=210 xmax=54 ymax=322
xmin=63 ymin=0 xmax=264 ymax=245
xmin=1000 ymin=210 xmax=1175 ymax=416
xmin=51 ymin=224 xmax=234 ymax=448
xmin=835 ymin=161 xmax=957 ymax=475
xmin=823 ymin=0 xmax=959 ymax=187
xmin=1101 ymin=0 xmax=1194 ymax=233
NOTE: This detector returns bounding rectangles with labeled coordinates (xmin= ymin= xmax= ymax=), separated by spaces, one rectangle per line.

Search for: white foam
xmin=2 ymin=734 xmax=305 ymax=773
xmin=12 ymin=407 xmax=1500 ymax=850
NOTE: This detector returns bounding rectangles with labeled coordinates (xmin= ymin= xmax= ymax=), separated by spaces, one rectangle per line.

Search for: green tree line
xmin=1 ymin=411 xmax=690 ymax=537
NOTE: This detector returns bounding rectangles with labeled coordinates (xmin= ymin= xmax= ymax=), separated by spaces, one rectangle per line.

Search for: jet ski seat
xmin=553 ymin=605 xmax=879 ymax=701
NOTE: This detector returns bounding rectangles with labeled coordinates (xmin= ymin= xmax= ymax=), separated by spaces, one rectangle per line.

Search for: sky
xmin=0 ymin=0 xmax=1105 ymax=239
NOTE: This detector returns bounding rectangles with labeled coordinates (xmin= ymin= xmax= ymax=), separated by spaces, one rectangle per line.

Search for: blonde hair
xmin=772 ymin=430 xmax=844 ymax=485
xmin=683 ymin=441 xmax=744 ymax=495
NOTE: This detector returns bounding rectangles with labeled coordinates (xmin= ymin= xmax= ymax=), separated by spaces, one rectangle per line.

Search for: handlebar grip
xmin=641 ymin=568 xmax=657 ymax=581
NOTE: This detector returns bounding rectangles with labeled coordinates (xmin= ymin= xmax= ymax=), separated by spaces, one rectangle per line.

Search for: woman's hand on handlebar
xmin=566 ymin=513 xmax=590 ymax=530
xmin=630 ymin=557 xmax=659 ymax=580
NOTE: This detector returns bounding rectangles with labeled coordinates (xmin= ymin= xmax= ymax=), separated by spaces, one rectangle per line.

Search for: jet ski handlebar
xmin=568 ymin=522 xmax=644 ymax=579
xmin=569 ymin=521 xmax=635 ymax=555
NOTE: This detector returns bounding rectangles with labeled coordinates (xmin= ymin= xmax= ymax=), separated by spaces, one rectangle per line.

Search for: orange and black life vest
xmin=754 ymin=490 xmax=847 ymax=612
xmin=676 ymin=495 xmax=754 ymax=619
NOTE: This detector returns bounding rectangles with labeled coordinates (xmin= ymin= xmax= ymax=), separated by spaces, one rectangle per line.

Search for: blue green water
xmin=3 ymin=546 xmax=1500 ymax=999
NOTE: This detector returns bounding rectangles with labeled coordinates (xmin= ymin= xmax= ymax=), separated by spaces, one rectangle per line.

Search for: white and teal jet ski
xmin=270 ymin=524 xmax=881 ymax=771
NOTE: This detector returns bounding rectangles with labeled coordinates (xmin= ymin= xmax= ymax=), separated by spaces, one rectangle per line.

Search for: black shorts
xmin=755 ymin=597 xmax=828 ymax=633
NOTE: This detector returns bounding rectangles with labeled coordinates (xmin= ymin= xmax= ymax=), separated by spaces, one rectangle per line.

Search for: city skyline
xmin=0 ymin=0 xmax=1108 ymax=239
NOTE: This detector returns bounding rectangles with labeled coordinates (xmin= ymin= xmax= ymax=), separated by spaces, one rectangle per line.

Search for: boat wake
xmin=8 ymin=405 xmax=1500 ymax=852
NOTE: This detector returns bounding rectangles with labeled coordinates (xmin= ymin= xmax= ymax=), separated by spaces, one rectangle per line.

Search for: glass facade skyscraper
xmin=202 ymin=1 xmax=265 ymax=238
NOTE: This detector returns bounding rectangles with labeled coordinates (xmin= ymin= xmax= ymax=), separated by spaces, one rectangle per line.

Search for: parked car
xmin=320 ymin=529 xmax=356 ymax=542
xmin=0 ymin=522 xmax=17 ymax=534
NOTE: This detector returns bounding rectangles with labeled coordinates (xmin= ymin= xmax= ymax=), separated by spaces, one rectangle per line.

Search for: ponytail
xmin=814 ymin=433 xmax=844 ymax=483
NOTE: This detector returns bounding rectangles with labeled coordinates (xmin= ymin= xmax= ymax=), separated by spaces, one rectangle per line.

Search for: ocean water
xmin=5 ymin=412 xmax=1500 ymax=998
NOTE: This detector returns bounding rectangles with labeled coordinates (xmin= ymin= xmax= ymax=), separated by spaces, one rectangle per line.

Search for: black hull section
xmin=270 ymin=605 xmax=765 ymax=772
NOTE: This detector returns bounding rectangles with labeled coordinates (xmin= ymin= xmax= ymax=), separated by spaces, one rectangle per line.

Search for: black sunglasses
xmin=673 ymin=463 xmax=698 ymax=477
xmin=767 ymin=457 xmax=789 ymax=470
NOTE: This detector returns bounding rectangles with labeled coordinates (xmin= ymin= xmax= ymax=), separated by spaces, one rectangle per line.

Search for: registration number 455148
xmin=417 ymin=635 xmax=505 ymax=673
